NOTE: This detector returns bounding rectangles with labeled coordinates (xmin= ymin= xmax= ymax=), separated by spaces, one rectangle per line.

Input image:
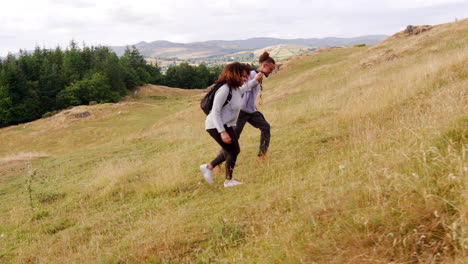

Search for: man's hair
xmin=216 ymin=62 xmax=250 ymax=89
xmin=259 ymin=51 xmax=276 ymax=65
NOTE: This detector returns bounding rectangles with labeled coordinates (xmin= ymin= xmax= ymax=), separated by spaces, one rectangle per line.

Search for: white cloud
xmin=0 ymin=0 xmax=467 ymax=56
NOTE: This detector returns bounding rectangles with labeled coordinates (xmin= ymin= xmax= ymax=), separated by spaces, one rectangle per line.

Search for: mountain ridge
xmin=109 ymin=35 xmax=388 ymax=58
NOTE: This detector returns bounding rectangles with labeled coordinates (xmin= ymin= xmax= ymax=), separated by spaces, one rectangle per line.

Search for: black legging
xmin=213 ymin=110 xmax=270 ymax=169
xmin=207 ymin=126 xmax=240 ymax=180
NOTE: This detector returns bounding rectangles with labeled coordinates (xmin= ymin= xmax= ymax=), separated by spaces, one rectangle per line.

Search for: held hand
xmin=254 ymin=72 xmax=264 ymax=83
xmin=220 ymin=131 xmax=232 ymax=144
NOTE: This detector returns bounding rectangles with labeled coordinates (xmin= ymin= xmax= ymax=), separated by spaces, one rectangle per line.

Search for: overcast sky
xmin=1 ymin=0 xmax=467 ymax=56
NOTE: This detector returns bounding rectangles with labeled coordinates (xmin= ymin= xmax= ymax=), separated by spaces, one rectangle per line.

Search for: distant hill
xmin=110 ymin=35 xmax=387 ymax=59
xmin=200 ymin=35 xmax=387 ymax=50
xmin=222 ymin=44 xmax=317 ymax=62
xmin=144 ymin=44 xmax=318 ymax=71
xmin=111 ymin=40 xmax=242 ymax=60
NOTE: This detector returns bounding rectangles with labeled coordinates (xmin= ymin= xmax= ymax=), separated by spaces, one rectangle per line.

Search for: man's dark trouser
xmin=207 ymin=126 xmax=240 ymax=180
xmin=213 ymin=111 xmax=270 ymax=168
xmin=235 ymin=110 xmax=270 ymax=156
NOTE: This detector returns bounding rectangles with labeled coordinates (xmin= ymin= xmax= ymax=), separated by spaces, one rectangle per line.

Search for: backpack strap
xmin=224 ymin=87 xmax=232 ymax=107
xmin=214 ymin=81 xmax=231 ymax=107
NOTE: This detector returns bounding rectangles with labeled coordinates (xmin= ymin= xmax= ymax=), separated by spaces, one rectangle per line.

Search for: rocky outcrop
xmin=404 ymin=25 xmax=433 ymax=35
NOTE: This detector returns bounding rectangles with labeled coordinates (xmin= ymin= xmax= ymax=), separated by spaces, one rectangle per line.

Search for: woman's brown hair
xmin=259 ymin=51 xmax=275 ymax=65
xmin=216 ymin=62 xmax=249 ymax=89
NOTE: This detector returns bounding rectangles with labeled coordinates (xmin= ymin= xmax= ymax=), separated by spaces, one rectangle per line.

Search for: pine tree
xmin=39 ymin=58 xmax=65 ymax=112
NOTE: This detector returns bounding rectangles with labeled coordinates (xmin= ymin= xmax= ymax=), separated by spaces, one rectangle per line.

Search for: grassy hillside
xmin=0 ymin=19 xmax=466 ymax=263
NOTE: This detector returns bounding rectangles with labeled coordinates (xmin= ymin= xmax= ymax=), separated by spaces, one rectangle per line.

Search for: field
xmin=0 ymin=19 xmax=466 ymax=263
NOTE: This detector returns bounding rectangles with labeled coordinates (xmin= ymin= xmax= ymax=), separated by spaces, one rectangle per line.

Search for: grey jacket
xmin=205 ymin=79 xmax=259 ymax=132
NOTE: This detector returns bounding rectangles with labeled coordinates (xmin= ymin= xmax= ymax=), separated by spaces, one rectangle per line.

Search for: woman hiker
xmin=200 ymin=62 xmax=264 ymax=187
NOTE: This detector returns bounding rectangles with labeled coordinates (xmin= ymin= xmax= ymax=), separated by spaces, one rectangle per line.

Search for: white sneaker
xmin=224 ymin=179 xmax=243 ymax=188
xmin=200 ymin=164 xmax=213 ymax=184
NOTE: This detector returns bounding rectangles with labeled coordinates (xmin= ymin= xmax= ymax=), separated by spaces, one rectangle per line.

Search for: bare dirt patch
xmin=0 ymin=153 xmax=48 ymax=178
xmin=0 ymin=160 xmax=28 ymax=180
